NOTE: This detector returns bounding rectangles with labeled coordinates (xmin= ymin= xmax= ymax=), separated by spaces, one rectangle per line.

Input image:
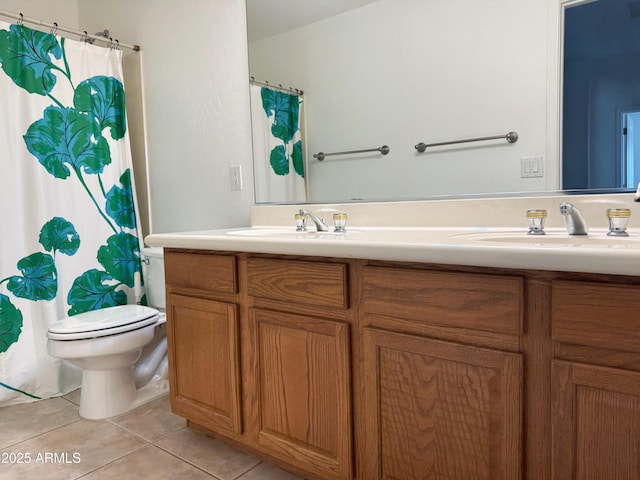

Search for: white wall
xmin=250 ymin=0 xmax=551 ymax=202
xmin=77 ymin=0 xmax=255 ymax=234
xmin=1 ymin=0 xmax=255 ymax=234
xmin=0 ymin=0 xmax=79 ymax=27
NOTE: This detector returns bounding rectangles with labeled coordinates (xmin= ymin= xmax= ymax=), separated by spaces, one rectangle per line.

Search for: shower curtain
xmin=250 ymin=84 xmax=306 ymax=203
xmin=0 ymin=21 xmax=144 ymax=406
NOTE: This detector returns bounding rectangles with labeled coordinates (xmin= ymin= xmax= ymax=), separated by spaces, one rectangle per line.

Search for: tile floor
xmin=0 ymin=391 xmax=303 ymax=480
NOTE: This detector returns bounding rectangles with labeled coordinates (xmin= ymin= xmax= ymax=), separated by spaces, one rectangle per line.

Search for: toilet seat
xmin=47 ymin=305 xmax=159 ymax=341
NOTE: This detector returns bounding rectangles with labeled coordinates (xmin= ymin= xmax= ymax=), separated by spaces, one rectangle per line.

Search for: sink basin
xmin=227 ymin=228 xmax=302 ymax=237
xmin=455 ymin=231 xmax=640 ymax=248
xmin=226 ymin=228 xmax=361 ymax=237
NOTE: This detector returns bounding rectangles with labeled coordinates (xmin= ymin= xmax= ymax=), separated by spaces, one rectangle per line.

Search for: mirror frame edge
xmin=547 ymin=0 xmax=563 ymax=193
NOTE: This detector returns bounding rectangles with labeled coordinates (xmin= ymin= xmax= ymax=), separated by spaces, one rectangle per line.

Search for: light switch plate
xmin=521 ymin=156 xmax=544 ymax=178
xmin=230 ymin=165 xmax=243 ymax=191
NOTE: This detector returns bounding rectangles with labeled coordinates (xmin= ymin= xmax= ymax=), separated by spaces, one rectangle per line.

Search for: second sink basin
xmin=454 ymin=231 xmax=639 ymax=248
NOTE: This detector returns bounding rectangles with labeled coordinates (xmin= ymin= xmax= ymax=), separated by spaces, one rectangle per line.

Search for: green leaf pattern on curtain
xmin=269 ymin=145 xmax=289 ymax=176
xmin=7 ymin=253 xmax=58 ymax=301
xmin=292 ymin=140 xmax=304 ymax=177
xmin=38 ymin=217 xmax=81 ymax=256
xmin=74 ymin=75 xmax=127 ymax=140
xmin=0 ymin=22 xmax=142 ymax=399
xmin=106 ymin=170 xmax=137 ymax=229
xmin=0 ymin=295 xmax=23 ymax=354
xmin=97 ymin=232 xmax=141 ymax=288
xmin=67 ymin=270 xmax=128 ymax=315
xmin=24 ymin=106 xmax=112 ymax=179
xmin=0 ymin=24 xmax=62 ymax=95
xmin=260 ymin=88 xmax=304 ymax=178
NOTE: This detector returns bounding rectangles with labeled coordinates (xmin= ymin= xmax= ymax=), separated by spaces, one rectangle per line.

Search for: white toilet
xmin=47 ymin=247 xmax=169 ymax=420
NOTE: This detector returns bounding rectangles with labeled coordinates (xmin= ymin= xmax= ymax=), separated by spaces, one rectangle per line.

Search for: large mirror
xmin=247 ymin=0 xmax=640 ymax=204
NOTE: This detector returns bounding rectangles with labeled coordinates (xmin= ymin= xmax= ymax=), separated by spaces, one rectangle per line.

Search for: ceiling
xmin=246 ymin=0 xmax=383 ymax=43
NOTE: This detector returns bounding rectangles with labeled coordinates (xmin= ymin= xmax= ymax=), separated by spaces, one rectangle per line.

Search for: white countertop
xmin=145 ymin=225 xmax=640 ymax=277
xmin=146 ymin=193 xmax=640 ymax=276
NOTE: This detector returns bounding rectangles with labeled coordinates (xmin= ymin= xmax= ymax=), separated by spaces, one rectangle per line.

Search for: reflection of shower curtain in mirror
xmin=250 ymin=85 xmax=306 ymax=203
xmin=0 ymin=21 xmax=144 ymax=406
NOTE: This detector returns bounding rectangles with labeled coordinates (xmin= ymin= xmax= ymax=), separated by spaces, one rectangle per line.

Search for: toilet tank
xmin=141 ymin=247 xmax=165 ymax=310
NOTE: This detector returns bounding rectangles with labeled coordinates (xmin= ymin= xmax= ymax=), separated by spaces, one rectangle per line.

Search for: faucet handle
xmin=295 ymin=213 xmax=307 ymax=232
xmin=606 ymin=208 xmax=631 ymax=237
xmin=333 ymin=213 xmax=347 ymax=233
xmin=526 ymin=209 xmax=547 ymax=235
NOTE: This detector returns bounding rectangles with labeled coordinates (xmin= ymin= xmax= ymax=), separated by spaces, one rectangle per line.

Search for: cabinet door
xmin=552 ymin=360 xmax=640 ymax=479
xmin=250 ymin=308 xmax=352 ymax=480
xmin=363 ymin=328 xmax=523 ymax=480
xmin=167 ymin=294 xmax=242 ymax=435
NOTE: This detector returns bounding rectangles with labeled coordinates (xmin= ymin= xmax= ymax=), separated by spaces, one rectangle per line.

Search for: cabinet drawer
xmin=165 ymin=250 xmax=237 ymax=294
xmin=247 ymin=257 xmax=348 ymax=309
xmin=552 ymin=280 xmax=640 ymax=352
xmin=363 ymin=266 xmax=523 ymax=335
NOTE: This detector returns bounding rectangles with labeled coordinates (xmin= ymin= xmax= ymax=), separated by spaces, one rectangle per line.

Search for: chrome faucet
xmin=299 ymin=209 xmax=329 ymax=232
xmin=559 ymin=202 xmax=588 ymax=235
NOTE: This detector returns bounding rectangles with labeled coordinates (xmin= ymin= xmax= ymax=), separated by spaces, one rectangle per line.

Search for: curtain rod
xmin=250 ymin=77 xmax=303 ymax=96
xmin=0 ymin=10 xmax=140 ymax=52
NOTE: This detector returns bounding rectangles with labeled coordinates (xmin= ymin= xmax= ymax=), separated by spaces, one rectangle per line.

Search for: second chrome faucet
xmin=297 ymin=209 xmax=349 ymax=232
xmin=559 ymin=202 xmax=588 ymax=235
xmin=298 ymin=209 xmax=330 ymax=232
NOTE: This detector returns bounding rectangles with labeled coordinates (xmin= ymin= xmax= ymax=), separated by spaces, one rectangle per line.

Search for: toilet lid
xmin=47 ymin=305 xmax=159 ymax=340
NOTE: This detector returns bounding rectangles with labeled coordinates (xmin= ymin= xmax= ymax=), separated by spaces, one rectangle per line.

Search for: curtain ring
xmin=18 ymin=13 xmax=24 ymax=26
xmin=50 ymin=22 xmax=58 ymax=35
xmin=108 ymin=37 xmax=114 ymax=49
xmin=115 ymin=39 xmax=120 ymax=50
xmin=82 ymin=31 xmax=89 ymax=43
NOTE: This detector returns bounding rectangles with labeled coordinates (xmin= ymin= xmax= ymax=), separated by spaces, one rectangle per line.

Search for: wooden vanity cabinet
xmin=164 ymin=250 xmax=243 ymax=435
xmin=162 ymin=249 xmax=640 ymax=480
xmin=244 ymin=257 xmax=354 ymax=480
xmin=361 ymin=265 xmax=525 ymax=480
xmin=248 ymin=308 xmax=352 ymax=480
xmin=167 ymin=294 xmax=242 ymax=433
xmin=551 ymin=280 xmax=640 ymax=480
xmin=165 ymin=250 xmax=355 ymax=480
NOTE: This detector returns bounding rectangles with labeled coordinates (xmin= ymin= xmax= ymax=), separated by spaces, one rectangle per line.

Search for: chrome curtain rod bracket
xmin=0 ymin=9 xmax=140 ymax=51
xmin=313 ymin=145 xmax=390 ymax=162
xmin=415 ymin=131 xmax=518 ymax=153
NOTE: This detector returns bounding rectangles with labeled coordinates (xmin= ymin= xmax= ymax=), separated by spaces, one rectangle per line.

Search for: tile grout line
xmin=0 ymin=417 xmax=83 ymax=451
xmin=104 ymin=420 xmax=188 ymax=444
xmin=152 ymin=442 xmax=226 ymax=479
xmin=59 ymin=395 xmax=198 ymax=478
xmin=73 ymin=443 xmax=150 ymax=480
xmin=2 ymin=396 xmax=301 ymax=480
xmin=61 ymin=394 xmax=80 ymax=406
xmin=232 ymin=460 xmax=264 ymax=480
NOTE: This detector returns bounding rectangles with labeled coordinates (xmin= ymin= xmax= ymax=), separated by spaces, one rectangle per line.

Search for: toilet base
xmin=78 ymin=367 xmax=169 ymax=420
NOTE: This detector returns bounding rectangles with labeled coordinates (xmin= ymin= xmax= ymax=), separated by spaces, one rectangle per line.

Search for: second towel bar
xmin=415 ymin=131 xmax=518 ymax=153
xmin=313 ymin=145 xmax=390 ymax=161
